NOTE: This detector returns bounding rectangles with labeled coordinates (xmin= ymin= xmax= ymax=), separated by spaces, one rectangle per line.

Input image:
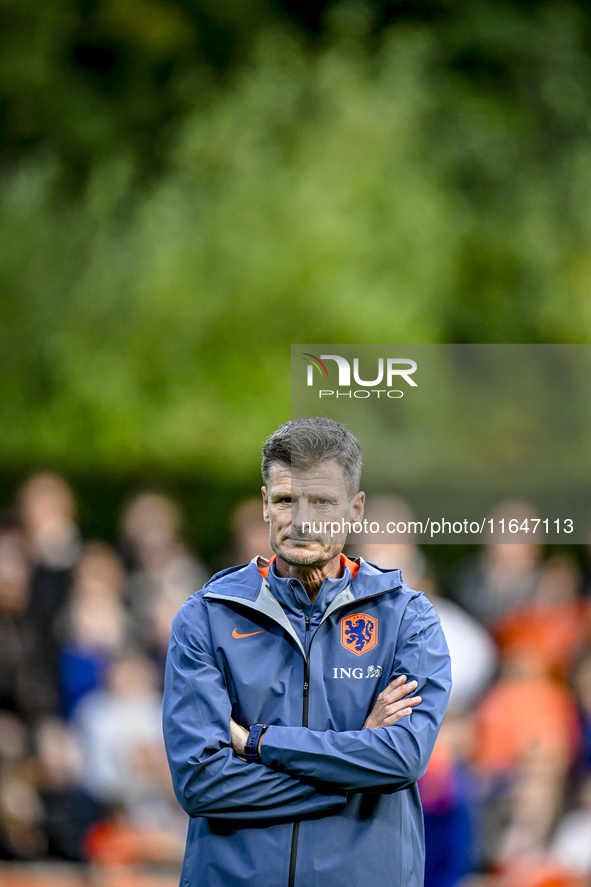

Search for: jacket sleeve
xmin=162 ymin=596 xmax=348 ymax=820
xmin=260 ymin=594 xmax=452 ymax=793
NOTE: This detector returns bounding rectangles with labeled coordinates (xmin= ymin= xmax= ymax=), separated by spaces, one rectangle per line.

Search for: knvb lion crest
xmin=341 ymin=612 xmax=378 ymax=656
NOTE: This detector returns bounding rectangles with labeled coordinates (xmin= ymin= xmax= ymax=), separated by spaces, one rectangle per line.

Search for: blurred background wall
xmin=2 ymin=0 xmax=591 ymax=885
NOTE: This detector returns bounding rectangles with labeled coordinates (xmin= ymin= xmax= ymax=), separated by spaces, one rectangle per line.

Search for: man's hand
xmin=362 ymin=675 xmax=421 ymax=730
xmin=230 ymin=718 xmax=249 ymax=760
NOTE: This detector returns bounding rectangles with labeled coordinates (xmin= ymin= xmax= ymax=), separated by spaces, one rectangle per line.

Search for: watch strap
xmin=244 ymin=723 xmax=269 ymax=763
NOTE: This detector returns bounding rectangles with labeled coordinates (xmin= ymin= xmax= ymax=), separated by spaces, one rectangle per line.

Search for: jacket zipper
xmin=288 ymin=822 xmax=300 ymax=887
xmin=287 ymin=590 xmax=399 ymax=887
xmin=288 ymin=613 xmax=310 ymax=887
xmin=303 ymin=614 xmax=311 ymax=722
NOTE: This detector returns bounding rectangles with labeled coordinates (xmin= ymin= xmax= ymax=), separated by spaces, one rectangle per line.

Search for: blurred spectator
xmin=571 ymin=646 xmax=591 ymax=775
xmin=72 ymin=653 xmax=186 ymax=865
xmin=485 ymin=859 xmax=587 ymax=887
xmin=18 ymin=473 xmax=81 ymax=625
xmin=16 ymin=474 xmax=82 ymax=700
xmin=120 ymin=492 xmax=207 ymax=665
xmin=230 ymin=497 xmax=273 ymax=564
xmin=57 ymin=542 xmax=129 ymax=718
xmin=454 ymin=501 xmax=542 ymax=626
xmin=422 ymin=576 xmax=498 ymax=714
xmin=84 ymin=807 xmax=184 ymax=867
xmin=34 ymin=716 xmax=103 ymax=861
xmin=0 ymin=526 xmax=58 ymax=718
xmin=0 ymin=711 xmax=46 ymax=859
xmin=471 ymin=641 xmax=579 ymax=866
xmin=420 ymin=712 xmax=478 ymax=887
xmin=72 ymin=654 xmax=164 ymax=804
xmin=492 ymin=553 xmax=589 ymax=681
xmin=549 ymin=774 xmax=591 ymax=878
xmin=355 ymin=497 xmax=497 ymax=712
xmin=354 ymin=495 xmax=427 ymax=587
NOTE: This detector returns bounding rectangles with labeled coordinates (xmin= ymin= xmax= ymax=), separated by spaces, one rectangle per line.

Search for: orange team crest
xmin=341 ymin=613 xmax=378 ymax=656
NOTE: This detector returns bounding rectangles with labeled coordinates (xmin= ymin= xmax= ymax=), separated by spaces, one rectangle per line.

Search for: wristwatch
xmin=244 ymin=723 xmax=270 ymax=763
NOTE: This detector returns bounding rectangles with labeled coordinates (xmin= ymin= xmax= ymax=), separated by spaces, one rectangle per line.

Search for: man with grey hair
xmin=163 ymin=417 xmax=451 ymax=887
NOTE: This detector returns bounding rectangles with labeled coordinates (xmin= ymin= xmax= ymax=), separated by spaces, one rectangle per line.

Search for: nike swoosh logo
xmin=232 ymin=628 xmax=265 ymax=639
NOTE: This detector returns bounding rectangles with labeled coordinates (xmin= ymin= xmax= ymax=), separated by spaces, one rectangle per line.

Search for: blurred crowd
xmin=359 ymin=497 xmax=591 ymax=887
xmin=0 ymin=473 xmax=214 ymax=870
xmin=1 ymin=477 xmax=591 ymax=887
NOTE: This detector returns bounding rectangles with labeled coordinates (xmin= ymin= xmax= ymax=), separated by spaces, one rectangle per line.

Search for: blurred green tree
xmin=1 ymin=1 xmax=591 ymax=485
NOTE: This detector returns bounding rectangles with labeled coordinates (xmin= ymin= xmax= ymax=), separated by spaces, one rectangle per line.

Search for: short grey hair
xmin=261 ymin=418 xmax=363 ymax=497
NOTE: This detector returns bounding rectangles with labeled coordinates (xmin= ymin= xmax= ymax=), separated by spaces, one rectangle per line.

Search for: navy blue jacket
xmin=163 ymin=556 xmax=451 ymax=887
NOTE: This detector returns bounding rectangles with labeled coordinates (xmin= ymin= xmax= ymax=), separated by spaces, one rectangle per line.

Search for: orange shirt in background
xmin=471 ymin=675 xmax=579 ymax=773
xmin=492 ymin=600 xmax=591 ymax=680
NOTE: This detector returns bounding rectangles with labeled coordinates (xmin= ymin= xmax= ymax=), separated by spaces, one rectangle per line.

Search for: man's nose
xmin=291 ymin=500 xmax=312 ymax=530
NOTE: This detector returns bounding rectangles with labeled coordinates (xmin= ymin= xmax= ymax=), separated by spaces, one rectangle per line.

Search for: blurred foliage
xmin=2 ymin=0 xmax=591 ymax=483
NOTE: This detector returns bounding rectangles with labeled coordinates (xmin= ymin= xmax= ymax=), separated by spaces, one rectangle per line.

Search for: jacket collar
xmin=257 ymin=553 xmax=359 ymax=580
xmin=203 ymin=555 xmax=402 ymax=603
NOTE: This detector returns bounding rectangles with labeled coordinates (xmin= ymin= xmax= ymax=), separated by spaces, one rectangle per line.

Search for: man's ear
xmin=350 ymin=490 xmax=365 ymax=522
xmin=261 ymin=486 xmax=270 ymax=524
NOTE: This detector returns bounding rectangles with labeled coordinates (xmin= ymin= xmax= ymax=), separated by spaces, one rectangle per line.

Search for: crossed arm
xmin=163 ymin=594 xmax=451 ymax=818
xmin=230 ymin=675 xmax=422 ymax=759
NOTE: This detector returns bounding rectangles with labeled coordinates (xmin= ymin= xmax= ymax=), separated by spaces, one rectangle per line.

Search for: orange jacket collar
xmin=257 ymin=553 xmax=359 ymax=581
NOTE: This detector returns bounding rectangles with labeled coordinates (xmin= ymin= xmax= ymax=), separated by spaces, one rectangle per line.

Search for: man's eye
xmin=314 ymin=498 xmax=329 ymax=505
